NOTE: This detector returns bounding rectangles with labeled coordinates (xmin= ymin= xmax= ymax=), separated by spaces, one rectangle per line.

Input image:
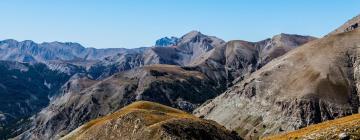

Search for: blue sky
xmin=0 ymin=0 xmax=359 ymax=48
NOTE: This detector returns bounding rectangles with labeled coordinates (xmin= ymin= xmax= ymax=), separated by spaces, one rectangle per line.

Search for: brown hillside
xmin=61 ymin=101 xmax=241 ymax=140
xmin=264 ymin=114 xmax=360 ymax=140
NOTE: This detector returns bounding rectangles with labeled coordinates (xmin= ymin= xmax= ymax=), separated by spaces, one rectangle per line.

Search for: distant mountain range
xmin=2 ymin=13 xmax=360 ymax=140
xmin=0 ymin=40 xmax=132 ymax=62
xmin=9 ymin=32 xmax=314 ymax=139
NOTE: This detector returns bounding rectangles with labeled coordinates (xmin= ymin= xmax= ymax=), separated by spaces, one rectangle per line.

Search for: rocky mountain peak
xmin=0 ymin=39 xmax=19 ymax=45
xmin=155 ymin=36 xmax=179 ymax=47
xmin=180 ymin=30 xmax=204 ymax=42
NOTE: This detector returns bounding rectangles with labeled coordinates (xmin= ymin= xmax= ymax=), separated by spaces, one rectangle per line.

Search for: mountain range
xmin=0 ymin=13 xmax=359 ymax=140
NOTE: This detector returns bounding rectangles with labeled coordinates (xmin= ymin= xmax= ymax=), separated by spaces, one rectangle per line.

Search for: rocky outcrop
xmin=194 ymin=29 xmax=360 ymax=139
xmin=155 ymin=36 xmax=179 ymax=47
xmin=328 ymin=14 xmax=360 ymax=35
xmin=60 ymin=101 xmax=241 ymax=140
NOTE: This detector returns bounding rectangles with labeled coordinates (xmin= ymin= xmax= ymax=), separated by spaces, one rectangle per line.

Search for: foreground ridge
xmin=61 ymin=101 xmax=242 ymax=140
xmin=263 ymin=113 xmax=360 ymax=140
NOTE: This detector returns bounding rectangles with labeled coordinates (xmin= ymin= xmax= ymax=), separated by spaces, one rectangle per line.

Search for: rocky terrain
xmin=9 ymin=30 xmax=316 ymax=139
xmin=16 ymin=64 xmax=223 ymax=139
xmin=155 ymin=37 xmax=179 ymax=47
xmin=194 ymin=26 xmax=360 ymax=139
xmin=5 ymin=30 xmax=315 ymax=140
xmin=264 ymin=113 xmax=360 ymax=140
xmin=60 ymin=101 xmax=241 ymax=140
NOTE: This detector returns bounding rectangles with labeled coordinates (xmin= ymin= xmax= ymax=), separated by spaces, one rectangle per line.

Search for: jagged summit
xmin=155 ymin=36 xmax=179 ymax=47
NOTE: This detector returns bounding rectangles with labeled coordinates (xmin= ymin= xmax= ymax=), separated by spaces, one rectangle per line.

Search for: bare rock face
xmin=61 ymin=101 xmax=242 ymax=140
xmin=194 ymin=29 xmax=360 ymax=139
xmin=17 ymin=64 xmax=222 ymax=140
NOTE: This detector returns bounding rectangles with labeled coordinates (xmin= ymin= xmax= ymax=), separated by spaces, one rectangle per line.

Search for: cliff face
xmin=194 ymin=29 xmax=360 ymax=139
xmin=61 ymin=101 xmax=241 ymax=140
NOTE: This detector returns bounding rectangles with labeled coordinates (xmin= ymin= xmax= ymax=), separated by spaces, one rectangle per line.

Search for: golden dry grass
xmin=61 ymin=101 xmax=199 ymax=140
xmin=263 ymin=114 xmax=360 ymax=140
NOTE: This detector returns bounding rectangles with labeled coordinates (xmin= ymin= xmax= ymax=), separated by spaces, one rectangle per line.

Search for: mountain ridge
xmin=12 ymin=32 xmax=315 ymax=139
xmin=194 ymin=28 xmax=360 ymax=139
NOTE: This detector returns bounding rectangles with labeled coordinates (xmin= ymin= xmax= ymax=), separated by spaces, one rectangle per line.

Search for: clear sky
xmin=0 ymin=0 xmax=359 ymax=48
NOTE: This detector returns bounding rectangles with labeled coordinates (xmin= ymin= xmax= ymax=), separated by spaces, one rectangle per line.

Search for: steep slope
xmin=0 ymin=61 xmax=70 ymax=139
xmin=18 ymin=64 xmax=222 ymax=139
xmin=264 ymin=113 xmax=360 ymax=140
xmin=194 ymin=29 xmax=360 ymax=139
xmin=61 ymin=101 xmax=241 ymax=140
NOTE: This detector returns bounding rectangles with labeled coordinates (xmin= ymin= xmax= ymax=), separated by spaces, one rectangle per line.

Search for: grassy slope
xmin=263 ymin=114 xmax=360 ymax=140
xmin=61 ymin=101 xmax=199 ymax=140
